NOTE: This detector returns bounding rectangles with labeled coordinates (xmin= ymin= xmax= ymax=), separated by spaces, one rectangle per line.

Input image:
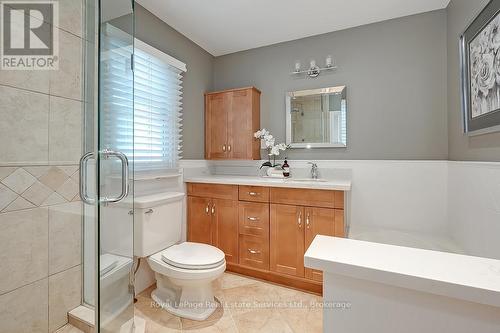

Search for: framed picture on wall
xmin=460 ymin=0 xmax=500 ymax=135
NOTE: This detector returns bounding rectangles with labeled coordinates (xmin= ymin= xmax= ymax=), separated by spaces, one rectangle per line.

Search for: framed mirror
xmin=286 ymin=86 xmax=347 ymax=148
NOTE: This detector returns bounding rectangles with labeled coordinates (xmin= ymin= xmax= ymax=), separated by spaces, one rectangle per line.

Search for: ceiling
xmin=137 ymin=0 xmax=450 ymax=56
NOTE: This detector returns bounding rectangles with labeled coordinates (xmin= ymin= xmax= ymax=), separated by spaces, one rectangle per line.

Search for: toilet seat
xmin=161 ymin=242 xmax=225 ymax=270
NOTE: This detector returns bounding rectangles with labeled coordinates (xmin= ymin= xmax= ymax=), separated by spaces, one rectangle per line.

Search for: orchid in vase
xmin=253 ymin=128 xmax=290 ymax=170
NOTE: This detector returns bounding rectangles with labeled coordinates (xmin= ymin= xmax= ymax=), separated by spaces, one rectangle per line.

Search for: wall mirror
xmin=286 ymin=86 xmax=347 ymax=148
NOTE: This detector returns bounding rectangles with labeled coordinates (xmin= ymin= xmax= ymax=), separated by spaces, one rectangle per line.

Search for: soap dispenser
xmin=282 ymin=158 xmax=290 ymax=178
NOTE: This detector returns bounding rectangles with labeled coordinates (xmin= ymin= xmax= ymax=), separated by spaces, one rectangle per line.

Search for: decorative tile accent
xmin=0 ymin=208 xmax=48 ymax=294
xmin=1 ymin=168 xmax=37 ymax=194
xmin=57 ymin=178 xmax=79 ymax=201
xmin=42 ymin=192 xmax=67 ymax=207
xmin=39 ymin=166 xmax=71 ymax=191
xmin=3 ymin=196 xmax=36 ymax=212
xmin=0 ymin=184 xmax=17 ymax=211
xmin=0 ymin=167 xmax=16 ymax=181
xmin=22 ymin=181 xmax=53 ymax=206
xmin=49 ymin=266 xmax=82 ymax=332
xmin=0 ymin=166 xmax=81 ymax=212
xmin=24 ymin=165 xmax=51 ymax=178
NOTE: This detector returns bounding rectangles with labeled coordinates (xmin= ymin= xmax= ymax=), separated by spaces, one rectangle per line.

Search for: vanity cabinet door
xmin=270 ymin=204 xmax=305 ymax=277
xmin=213 ymin=199 xmax=239 ymax=264
xmin=205 ymin=92 xmax=229 ymax=160
xmin=187 ymin=196 xmax=213 ymax=245
xmin=304 ymin=207 xmax=345 ymax=281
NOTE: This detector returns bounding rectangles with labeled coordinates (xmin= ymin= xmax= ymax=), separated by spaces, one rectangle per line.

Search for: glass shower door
xmin=81 ymin=0 xmax=135 ymax=332
xmin=98 ymin=1 xmax=135 ymax=332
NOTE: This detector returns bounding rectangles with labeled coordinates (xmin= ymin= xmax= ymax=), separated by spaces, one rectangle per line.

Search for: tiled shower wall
xmin=0 ymin=1 xmax=84 ymax=332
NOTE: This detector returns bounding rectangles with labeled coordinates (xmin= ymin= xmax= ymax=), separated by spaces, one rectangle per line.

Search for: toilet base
xmin=151 ymin=273 xmax=219 ymax=321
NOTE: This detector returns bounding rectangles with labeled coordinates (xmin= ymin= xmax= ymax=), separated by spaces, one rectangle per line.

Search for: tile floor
xmin=135 ymin=272 xmax=323 ymax=333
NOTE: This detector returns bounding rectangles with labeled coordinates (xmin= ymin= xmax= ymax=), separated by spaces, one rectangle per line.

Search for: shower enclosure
xmin=82 ymin=0 xmax=136 ymax=331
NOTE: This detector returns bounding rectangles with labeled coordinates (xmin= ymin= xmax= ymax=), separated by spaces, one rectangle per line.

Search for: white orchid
xmin=254 ymin=128 xmax=290 ymax=167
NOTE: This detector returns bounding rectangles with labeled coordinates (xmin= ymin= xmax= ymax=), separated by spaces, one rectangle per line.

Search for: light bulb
xmin=310 ymin=59 xmax=316 ymax=69
xmin=294 ymin=61 xmax=301 ymax=72
xmin=326 ymin=55 xmax=333 ymax=67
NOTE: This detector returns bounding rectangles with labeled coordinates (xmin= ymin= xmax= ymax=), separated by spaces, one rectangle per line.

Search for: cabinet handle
xmin=298 ymin=211 xmax=302 ymax=228
xmin=205 ymin=204 xmax=210 ymax=215
xmin=247 ymin=216 xmax=260 ymax=221
xmin=211 ymin=205 xmax=215 ymax=215
xmin=222 ymin=145 xmax=226 ymax=152
xmin=248 ymin=249 xmax=261 ymax=254
xmin=228 ymin=145 xmax=232 ymax=152
xmin=306 ymin=213 xmax=310 ymax=229
xmin=248 ymin=192 xmax=259 ymax=196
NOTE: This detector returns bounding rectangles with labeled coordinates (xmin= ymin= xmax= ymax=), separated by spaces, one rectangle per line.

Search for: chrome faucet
xmin=308 ymin=162 xmax=319 ymax=179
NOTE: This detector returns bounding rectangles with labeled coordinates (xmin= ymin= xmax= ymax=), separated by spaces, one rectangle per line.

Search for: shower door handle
xmin=79 ymin=152 xmax=95 ymax=205
xmin=100 ymin=149 xmax=129 ymax=204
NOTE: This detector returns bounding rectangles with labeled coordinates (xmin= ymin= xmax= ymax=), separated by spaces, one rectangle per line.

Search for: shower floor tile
xmin=135 ymin=272 xmax=323 ymax=333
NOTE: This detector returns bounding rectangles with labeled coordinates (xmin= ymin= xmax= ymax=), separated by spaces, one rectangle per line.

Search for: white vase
xmin=266 ymin=166 xmax=284 ymax=178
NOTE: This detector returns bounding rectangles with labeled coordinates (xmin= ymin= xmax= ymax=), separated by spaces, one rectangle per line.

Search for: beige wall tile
xmin=0 ymin=279 xmax=49 ymax=333
xmin=40 ymin=167 xmax=70 ymax=191
xmin=56 ymin=0 xmax=83 ymax=38
xmin=0 ymin=167 xmax=16 ymax=180
xmin=1 ymin=167 xmax=37 ymax=194
xmin=0 ymin=183 xmax=18 ymax=211
xmin=0 ymin=86 xmax=49 ymax=163
xmin=23 ymin=181 xmax=54 ymax=206
xmin=50 ymin=30 xmax=83 ymax=100
xmin=0 ymin=208 xmax=48 ymax=294
xmin=2 ymin=196 xmax=36 ymax=212
xmin=49 ymin=266 xmax=82 ymax=332
xmin=42 ymin=192 xmax=67 ymax=206
xmin=49 ymin=96 xmax=83 ymax=163
xmin=49 ymin=202 xmax=82 ymax=274
xmin=24 ymin=166 xmax=52 ymax=178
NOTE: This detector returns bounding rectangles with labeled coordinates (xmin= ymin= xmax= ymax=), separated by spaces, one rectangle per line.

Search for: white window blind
xmin=101 ymin=27 xmax=186 ymax=173
xmin=133 ymin=40 xmax=186 ymax=171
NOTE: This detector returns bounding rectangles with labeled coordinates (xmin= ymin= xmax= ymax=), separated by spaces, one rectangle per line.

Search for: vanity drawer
xmin=270 ymin=187 xmax=343 ymax=209
xmin=187 ymin=183 xmax=238 ymax=200
xmin=239 ymin=234 xmax=269 ymax=270
xmin=239 ymin=185 xmax=270 ymax=202
xmin=238 ymin=202 xmax=269 ymax=238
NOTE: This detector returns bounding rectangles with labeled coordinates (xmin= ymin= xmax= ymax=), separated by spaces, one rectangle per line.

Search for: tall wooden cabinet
xmin=205 ymin=87 xmax=261 ymax=160
xmin=187 ymin=182 xmax=346 ymax=294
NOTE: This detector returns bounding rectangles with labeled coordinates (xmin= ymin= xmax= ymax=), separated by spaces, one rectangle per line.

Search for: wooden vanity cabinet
xmin=205 ymin=87 xmax=261 ymax=160
xmin=186 ymin=182 xmax=346 ymax=294
xmin=187 ymin=184 xmax=239 ymax=264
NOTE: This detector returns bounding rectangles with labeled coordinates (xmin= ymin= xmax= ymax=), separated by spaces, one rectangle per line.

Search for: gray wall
xmin=134 ymin=5 xmax=214 ymax=159
xmin=447 ymin=0 xmax=500 ymax=161
xmin=213 ymin=10 xmax=448 ymax=160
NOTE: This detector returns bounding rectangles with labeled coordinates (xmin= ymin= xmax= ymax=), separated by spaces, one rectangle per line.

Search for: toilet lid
xmin=161 ymin=242 xmax=225 ymax=270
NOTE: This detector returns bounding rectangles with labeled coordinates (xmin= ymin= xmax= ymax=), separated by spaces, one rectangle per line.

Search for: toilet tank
xmin=134 ymin=192 xmax=185 ymax=257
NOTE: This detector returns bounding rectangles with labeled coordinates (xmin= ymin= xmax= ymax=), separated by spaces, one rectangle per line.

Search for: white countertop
xmin=183 ymin=174 xmax=351 ymax=191
xmin=305 ymin=235 xmax=500 ymax=308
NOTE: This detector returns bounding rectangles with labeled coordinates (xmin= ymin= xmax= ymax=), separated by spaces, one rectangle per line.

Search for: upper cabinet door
xmin=205 ymin=87 xmax=261 ymax=160
xmin=227 ymin=89 xmax=260 ymax=159
xmin=205 ymin=92 xmax=229 ymax=159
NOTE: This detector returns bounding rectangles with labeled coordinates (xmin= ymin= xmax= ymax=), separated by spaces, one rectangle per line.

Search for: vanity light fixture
xmin=292 ymin=55 xmax=337 ymax=78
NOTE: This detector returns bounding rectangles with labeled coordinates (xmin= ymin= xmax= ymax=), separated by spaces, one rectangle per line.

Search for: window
xmin=101 ymin=28 xmax=186 ymax=173
xmin=133 ymin=40 xmax=186 ymax=171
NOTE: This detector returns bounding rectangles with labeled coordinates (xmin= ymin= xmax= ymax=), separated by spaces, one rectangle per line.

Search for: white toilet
xmin=134 ymin=192 xmax=226 ymax=321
